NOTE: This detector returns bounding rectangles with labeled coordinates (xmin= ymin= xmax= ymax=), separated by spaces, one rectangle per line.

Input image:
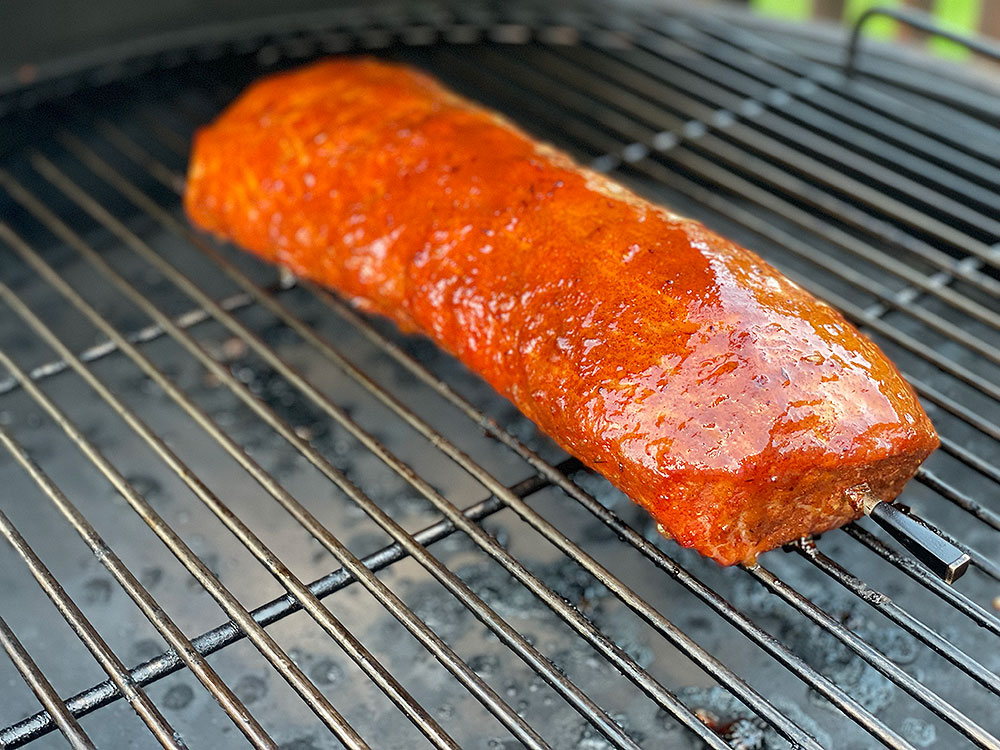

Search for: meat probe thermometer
xmin=846 ymin=485 xmax=971 ymax=584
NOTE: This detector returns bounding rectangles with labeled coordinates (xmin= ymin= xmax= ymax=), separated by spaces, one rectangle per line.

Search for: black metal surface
xmin=867 ymin=502 xmax=970 ymax=584
xmin=0 ymin=2 xmax=998 ymax=749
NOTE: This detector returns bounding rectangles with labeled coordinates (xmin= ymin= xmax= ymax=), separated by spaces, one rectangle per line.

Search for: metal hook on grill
xmin=846 ymin=485 xmax=970 ymax=584
xmin=845 ymin=6 xmax=1000 ymax=78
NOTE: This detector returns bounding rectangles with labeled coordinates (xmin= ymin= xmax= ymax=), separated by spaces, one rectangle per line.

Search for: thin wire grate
xmin=0 ymin=3 xmax=998 ymax=749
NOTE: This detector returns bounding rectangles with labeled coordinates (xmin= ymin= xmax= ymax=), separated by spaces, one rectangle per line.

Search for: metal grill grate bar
xmin=794 ymin=545 xmax=1000 ymax=697
xmin=919 ymin=470 xmax=1000 ymax=532
xmin=38 ymin=125 xmax=789 ymax=750
xmin=0 ymin=280 xmax=369 ymax=750
xmin=0 ymin=287 xmax=258 ymax=398
xmin=747 ymin=564 xmax=997 ymax=747
xmin=843 ymin=525 xmax=1000 ymax=636
xmin=0 ymin=611 xmax=96 ymax=750
xmin=2 ymin=169 xmax=550 ymax=750
xmin=0 ymin=377 xmax=275 ymax=749
xmin=0 ymin=217 xmax=460 ymax=750
xmin=1 ymin=462 xmax=578 ymax=748
xmin=0 ymin=509 xmax=184 ymax=749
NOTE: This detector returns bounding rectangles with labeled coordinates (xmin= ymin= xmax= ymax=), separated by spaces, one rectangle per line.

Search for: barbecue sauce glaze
xmin=186 ymin=59 xmax=938 ymax=565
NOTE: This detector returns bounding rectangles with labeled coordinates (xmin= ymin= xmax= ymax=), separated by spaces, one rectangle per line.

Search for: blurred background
xmin=740 ymin=0 xmax=996 ymax=60
xmin=2 ymin=0 xmax=998 ymax=82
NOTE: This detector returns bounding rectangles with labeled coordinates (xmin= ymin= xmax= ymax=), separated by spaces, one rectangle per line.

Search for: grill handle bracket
xmin=845 ymin=6 xmax=1000 ymax=77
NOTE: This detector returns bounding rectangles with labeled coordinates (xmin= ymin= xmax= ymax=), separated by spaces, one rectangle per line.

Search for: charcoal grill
xmin=1 ymin=2 xmax=999 ymax=748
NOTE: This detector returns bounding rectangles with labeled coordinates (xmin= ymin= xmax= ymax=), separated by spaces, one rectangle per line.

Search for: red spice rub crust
xmin=185 ymin=59 xmax=939 ymax=565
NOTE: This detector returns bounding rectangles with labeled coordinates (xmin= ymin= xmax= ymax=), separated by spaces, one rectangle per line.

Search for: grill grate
xmin=1 ymin=2 xmax=998 ymax=749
